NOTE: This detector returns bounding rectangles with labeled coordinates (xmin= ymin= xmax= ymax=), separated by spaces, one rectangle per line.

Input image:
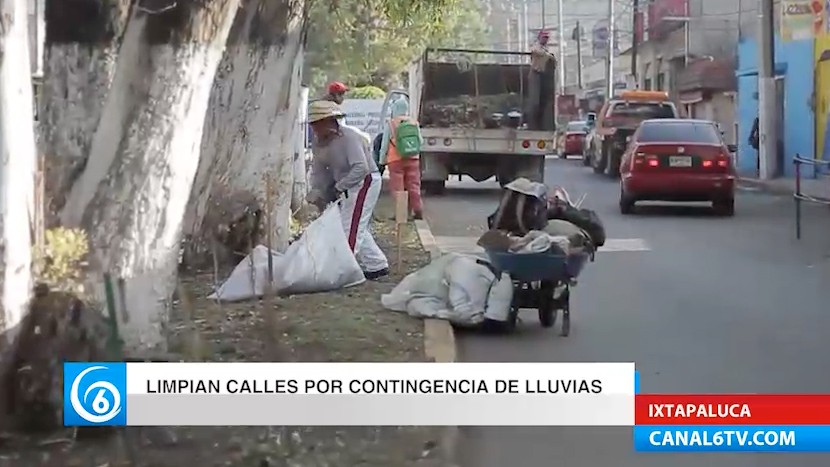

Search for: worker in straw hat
xmin=306 ymin=99 xmax=389 ymax=280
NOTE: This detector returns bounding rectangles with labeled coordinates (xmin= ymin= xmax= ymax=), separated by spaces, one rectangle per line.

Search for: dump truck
xmin=403 ymin=48 xmax=557 ymax=194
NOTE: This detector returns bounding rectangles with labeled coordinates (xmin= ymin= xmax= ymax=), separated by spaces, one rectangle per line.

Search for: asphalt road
xmin=421 ymin=157 xmax=830 ymax=467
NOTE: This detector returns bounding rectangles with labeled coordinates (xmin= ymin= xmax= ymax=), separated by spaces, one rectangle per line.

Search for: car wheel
xmin=619 ymin=187 xmax=635 ymax=214
xmin=713 ymin=198 xmax=735 ymax=216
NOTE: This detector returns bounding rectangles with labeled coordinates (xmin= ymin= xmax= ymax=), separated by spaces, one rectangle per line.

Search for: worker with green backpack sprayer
xmin=379 ymin=98 xmax=424 ymax=219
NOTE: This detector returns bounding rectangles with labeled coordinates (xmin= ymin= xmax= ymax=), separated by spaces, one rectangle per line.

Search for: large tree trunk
xmin=40 ymin=0 xmax=132 ymax=224
xmin=186 ymin=0 xmax=307 ymax=253
xmin=0 ymin=0 xmax=37 ymax=344
xmin=291 ymin=85 xmax=309 ymax=212
xmin=59 ymin=0 xmax=241 ymax=354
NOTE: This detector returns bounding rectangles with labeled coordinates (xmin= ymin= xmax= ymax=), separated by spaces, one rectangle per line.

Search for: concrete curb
xmin=737 ymin=177 xmax=793 ymax=196
xmin=413 ymin=219 xmax=460 ymax=466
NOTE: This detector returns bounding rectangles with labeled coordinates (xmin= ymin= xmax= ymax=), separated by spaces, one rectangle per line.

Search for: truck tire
xmin=592 ymin=144 xmax=607 ymax=174
xmin=606 ymin=149 xmax=621 ymax=178
xmin=422 ymin=180 xmax=446 ymax=195
xmin=500 ymin=155 xmax=545 ymax=185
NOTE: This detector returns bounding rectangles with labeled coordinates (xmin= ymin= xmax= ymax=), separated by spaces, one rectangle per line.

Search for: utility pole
xmin=684 ymin=0 xmax=690 ymax=66
xmin=557 ymin=0 xmax=565 ymax=93
xmin=522 ymin=0 xmax=529 ymax=50
xmin=758 ymin=0 xmax=776 ymax=179
xmin=606 ymin=0 xmax=615 ymax=99
xmin=541 ymin=0 xmax=546 ymax=28
xmin=555 ymin=0 xmax=565 ymax=127
xmin=631 ymin=0 xmax=638 ymax=86
xmin=574 ymin=21 xmax=583 ymax=90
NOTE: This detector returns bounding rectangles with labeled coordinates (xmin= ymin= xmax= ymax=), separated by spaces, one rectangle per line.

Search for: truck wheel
xmin=606 ymin=151 xmax=621 ymax=178
xmin=592 ymin=145 xmax=607 ymax=174
xmin=422 ymin=180 xmax=446 ymax=196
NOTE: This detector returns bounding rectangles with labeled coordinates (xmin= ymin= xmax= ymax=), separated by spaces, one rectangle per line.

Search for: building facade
xmin=736 ymin=37 xmax=815 ymax=177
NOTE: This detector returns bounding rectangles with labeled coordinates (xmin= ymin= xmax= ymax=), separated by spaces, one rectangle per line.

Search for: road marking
xmin=433 ymin=236 xmax=651 ymax=254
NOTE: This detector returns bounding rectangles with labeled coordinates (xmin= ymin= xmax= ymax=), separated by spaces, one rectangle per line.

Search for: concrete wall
xmin=736 ymin=37 xmax=814 ymax=177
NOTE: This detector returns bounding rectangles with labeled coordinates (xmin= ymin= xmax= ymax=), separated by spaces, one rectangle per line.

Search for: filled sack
xmin=487 ymin=178 xmax=549 ymax=234
xmin=547 ymin=204 xmax=606 ymax=247
xmin=381 ymin=253 xmax=511 ymax=327
xmin=210 ymin=203 xmax=365 ymax=301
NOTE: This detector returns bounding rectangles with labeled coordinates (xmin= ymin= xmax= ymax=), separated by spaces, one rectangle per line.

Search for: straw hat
xmin=308 ymin=100 xmax=345 ymax=123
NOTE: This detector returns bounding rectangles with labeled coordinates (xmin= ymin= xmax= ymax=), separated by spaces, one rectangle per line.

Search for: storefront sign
xmin=780 ymin=0 xmax=825 ymax=41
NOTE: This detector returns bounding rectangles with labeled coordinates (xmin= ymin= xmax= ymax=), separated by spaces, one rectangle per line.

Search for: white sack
xmin=208 ymin=245 xmax=283 ymax=302
xmin=273 ymin=202 xmax=365 ymax=294
xmin=445 ymin=256 xmax=491 ymax=325
xmin=381 ymin=253 xmax=499 ymax=327
xmin=209 ymin=203 xmax=365 ymax=301
xmin=484 ymin=272 xmax=513 ymax=322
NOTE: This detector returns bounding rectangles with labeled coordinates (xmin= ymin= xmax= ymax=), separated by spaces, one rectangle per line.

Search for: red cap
xmin=328 ymin=81 xmax=349 ymax=94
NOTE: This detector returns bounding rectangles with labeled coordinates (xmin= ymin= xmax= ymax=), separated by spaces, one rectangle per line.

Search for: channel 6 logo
xmin=63 ymin=362 xmax=127 ymax=426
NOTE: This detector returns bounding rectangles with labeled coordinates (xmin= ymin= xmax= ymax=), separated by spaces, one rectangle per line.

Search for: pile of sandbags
xmin=421 ymin=93 xmax=523 ymax=128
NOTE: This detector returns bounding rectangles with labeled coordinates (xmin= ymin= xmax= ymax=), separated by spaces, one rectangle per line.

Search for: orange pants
xmin=387 ymin=158 xmax=422 ymax=213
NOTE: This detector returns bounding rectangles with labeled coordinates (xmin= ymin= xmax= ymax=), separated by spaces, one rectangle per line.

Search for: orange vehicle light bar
xmin=618 ymin=90 xmax=670 ymax=101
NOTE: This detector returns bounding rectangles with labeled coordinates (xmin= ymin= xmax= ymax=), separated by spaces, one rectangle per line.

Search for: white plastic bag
xmin=273 ymin=202 xmax=365 ymax=294
xmin=381 ymin=253 xmax=491 ymax=326
xmin=444 ymin=256 xmax=492 ymax=326
xmin=484 ymin=272 xmax=513 ymax=322
xmin=208 ymin=246 xmax=283 ymax=302
xmin=210 ymin=203 xmax=364 ymax=301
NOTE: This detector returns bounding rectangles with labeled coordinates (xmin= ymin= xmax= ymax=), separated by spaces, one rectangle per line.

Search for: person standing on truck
xmin=379 ymin=98 xmax=424 ymax=220
xmin=324 ymin=81 xmax=349 ymax=104
xmin=306 ymin=100 xmax=389 ymax=280
xmin=527 ymin=30 xmax=557 ymax=131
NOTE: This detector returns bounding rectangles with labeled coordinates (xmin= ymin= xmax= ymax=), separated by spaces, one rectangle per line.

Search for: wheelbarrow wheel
xmin=559 ymin=287 xmax=571 ymax=337
xmin=493 ymin=306 xmax=517 ymax=333
xmin=538 ymin=282 xmax=556 ymax=328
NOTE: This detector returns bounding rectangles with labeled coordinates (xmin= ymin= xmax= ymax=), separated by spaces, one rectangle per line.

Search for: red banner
xmin=634 ymin=11 xmax=645 ymax=43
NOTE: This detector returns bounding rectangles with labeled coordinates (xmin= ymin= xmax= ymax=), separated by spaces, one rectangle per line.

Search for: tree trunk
xmin=186 ymin=0 xmax=307 ymax=253
xmin=0 ymin=0 xmax=37 ymax=344
xmin=59 ymin=0 xmax=241 ymax=354
xmin=40 ymin=0 xmax=133 ymax=224
xmin=291 ymin=85 xmax=309 ymax=211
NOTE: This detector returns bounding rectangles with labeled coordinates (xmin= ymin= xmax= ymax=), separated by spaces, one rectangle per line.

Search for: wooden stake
xmin=264 ymin=173 xmax=274 ymax=295
xmin=394 ymin=191 xmax=408 ymax=274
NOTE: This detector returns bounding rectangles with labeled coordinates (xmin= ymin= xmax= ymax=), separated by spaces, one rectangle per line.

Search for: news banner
xmin=64 ymin=362 xmax=830 ymax=452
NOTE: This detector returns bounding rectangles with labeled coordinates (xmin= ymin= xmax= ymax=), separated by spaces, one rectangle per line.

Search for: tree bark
xmin=0 ymin=0 xmax=37 ymax=344
xmin=59 ymin=0 xmax=241 ymax=354
xmin=186 ymin=0 xmax=307 ymax=253
xmin=40 ymin=0 xmax=133 ymax=224
xmin=291 ymin=85 xmax=309 ymax=211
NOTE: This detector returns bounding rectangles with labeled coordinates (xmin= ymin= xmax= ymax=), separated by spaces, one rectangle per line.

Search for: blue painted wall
xmin=736 ymin=37 xmax=814 ymax=177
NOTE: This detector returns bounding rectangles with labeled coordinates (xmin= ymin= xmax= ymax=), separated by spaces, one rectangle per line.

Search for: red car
xmin=618 ymin=119 xmax=737 ymax=216
xmin=559 ymin=121 xmax=589 ymax=157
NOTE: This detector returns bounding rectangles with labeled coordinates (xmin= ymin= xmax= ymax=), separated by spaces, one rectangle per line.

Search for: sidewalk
xmin=739 ymin=173 xmax=830 ymax=201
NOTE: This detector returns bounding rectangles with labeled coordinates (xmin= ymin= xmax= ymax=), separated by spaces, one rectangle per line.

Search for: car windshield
xmin=605 ymin=102 xmax=676 ymax=127
xmin=567 ymin=122 xmax=587 ymax=132
xmin=637 ymin=122 xmax=722 ymax=143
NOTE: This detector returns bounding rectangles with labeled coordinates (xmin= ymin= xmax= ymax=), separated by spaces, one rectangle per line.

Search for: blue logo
xmin=63 ymin=362 xmax=127 ymax=426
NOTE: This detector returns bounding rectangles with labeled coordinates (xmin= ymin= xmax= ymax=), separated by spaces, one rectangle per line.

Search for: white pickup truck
xmin=383 ymin=48 xmax=555 ymax=194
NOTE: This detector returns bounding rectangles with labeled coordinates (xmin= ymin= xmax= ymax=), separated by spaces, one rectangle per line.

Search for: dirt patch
xmin=0 ymin=196 xmax=447 ymax=467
